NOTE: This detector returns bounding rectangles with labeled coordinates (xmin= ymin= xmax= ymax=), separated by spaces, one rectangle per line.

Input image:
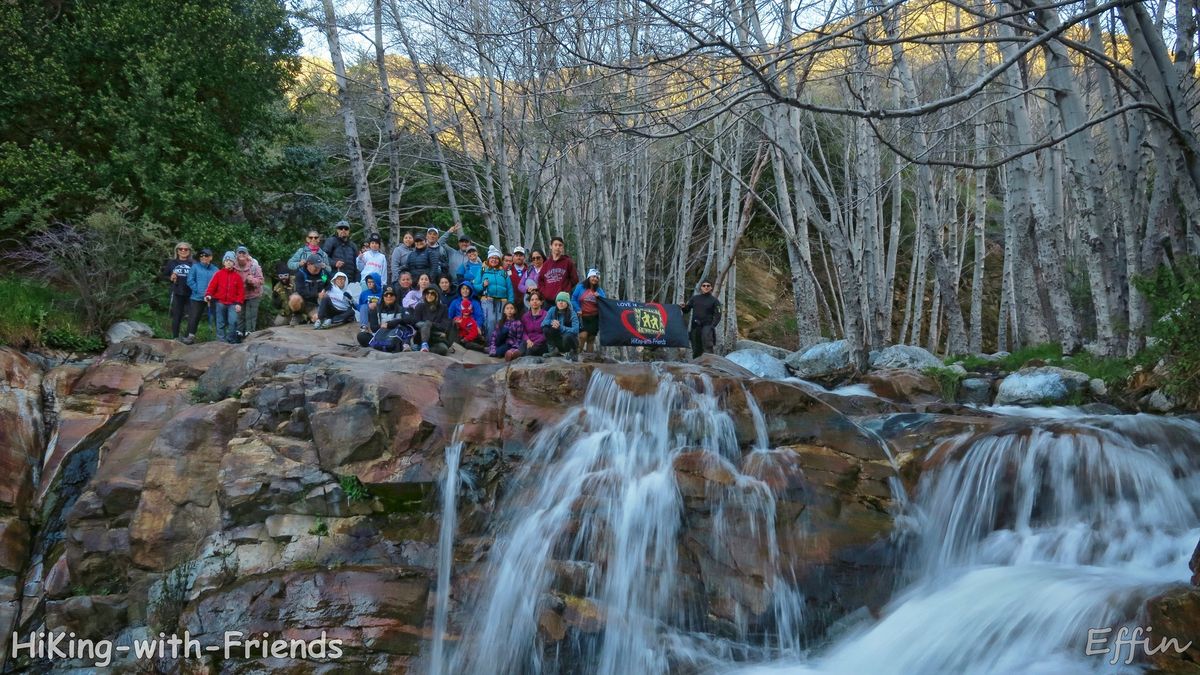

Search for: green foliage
xmin=0 ymin=276 xmax=106 ymax=351
xmin=955 ymin=344 xmax=1062 ymax=372
xmin=1136 ymin=259 xmax=1200 ymax=404
xmin=339 ymin=475 xmax=370 ymax=503
xmin=308 ymin=518 xmax=329 ymax=537
xmin=923 ymin=366 xmax=965 ymax=401
xmin=42 ymin=327 xmax=105 ymax=353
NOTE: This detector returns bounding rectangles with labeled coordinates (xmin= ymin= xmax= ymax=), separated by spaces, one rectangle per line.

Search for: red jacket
xmin=205 ymin=267 xmax=246 ymax=305
xmin=538 ymin=255 xmax=579 ymax=301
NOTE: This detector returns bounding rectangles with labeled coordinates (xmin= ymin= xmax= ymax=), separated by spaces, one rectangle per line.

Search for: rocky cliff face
xmin=0 ymin=328 xmax=1005 ymax=673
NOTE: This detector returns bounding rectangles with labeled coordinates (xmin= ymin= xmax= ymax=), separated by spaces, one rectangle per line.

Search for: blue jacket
xmin=475 ymin=265 xmax=513 ymax=303
xmin=186 ymin=262 xmax=218 ymax=302
xmin=542 ymin=304 xmax=579 ymax=336
xmin=357 ymin=273 xmax=383 ymax=326
xmin=448 ymin=282 xmax=484 ymax=322
xmin=457 ymin=259 xmax=482 ymax=286
xmin=570 ymin=283 xmax=607 ymax=313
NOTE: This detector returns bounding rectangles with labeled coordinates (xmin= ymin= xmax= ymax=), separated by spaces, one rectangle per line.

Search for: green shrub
xmin=1136 ymin=259 xmax=1200 ymax=405
xmin=923 ymin=366 xmax=965 ymax=400
xmin=339 ymin=475 xmax=370 ymax=502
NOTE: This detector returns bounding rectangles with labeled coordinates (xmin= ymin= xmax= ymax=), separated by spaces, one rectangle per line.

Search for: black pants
xmin=521 ymin=341 xmax=548 ymax=357
xmin=317 ymin=297 xmax=356 ymax=324
xmin=168 ymin=293 xmax=190 ymax=338
xmin=543 ymin=326 xmax=579 ymax=354
xmin=690 ymin=324 xmax=715 ymax=358
xmin=185 ymin=300 xmax=210 ymax=337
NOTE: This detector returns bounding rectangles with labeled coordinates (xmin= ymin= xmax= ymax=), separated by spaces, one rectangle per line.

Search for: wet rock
xmin=1144 ymin=588 xmax=1200 ymax=673
xmin=104 ymin=320 xmax=154 ymax=345
xmin=995 ymin=366 xmax=1091 ymax=405
xmin=1148 ymin=389 xmax=1180 ymax=413
xmin=861 ymin=369 xmax=942 ymax=405
xmin=869 ymin=344 xmax=942 ymax=371
xmin=725 ymin=349 xmax=788 ymax=380
xmin=1088 ymin=378 xmax=1108 ymax=398
xmin=959 ymin=378 xmax=993 ymax=406
xmin=734 ymin=339 xmax=791 ymax=360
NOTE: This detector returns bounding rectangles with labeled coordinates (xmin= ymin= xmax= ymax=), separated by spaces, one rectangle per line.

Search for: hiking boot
xmin=420 ymin=342 xmax=430 ymax=352
xmin=546 ymin=346 xmax=560 ymax=357
xmin=289 ymin=315 xmax=299 ymax=327
xmin=563 ymin=351 xmax=576 ymax=362
xmin=181 ymin=335 xmax=195 ymax=345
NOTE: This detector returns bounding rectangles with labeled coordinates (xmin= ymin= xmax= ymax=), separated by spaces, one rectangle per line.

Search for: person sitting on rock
xmin=542 ymin=291 xmax=580 ymax=359
xmin=489 ymin=301 xmax=525 ymax=361
xmin=403 ymin=273 xmax=433 ymax=309
xmin=448 ymin=281 xmax=483 ymax=326
xmin=359 ymin=286 xmax=413 ymax=351
xmin=519 ymin=290 xmax=549 ymax=356
xmin=413 ymin=286 xmax=453 ymax=355
xmin=357 ymin=273 xmax=383 ymax=327
xmin=289 ymin=259 xmax=328 ymax=325
xmin=453 ymin=297 xmax=487 ymax=352
xmin=313 ymin=271 xmax=357 ymax=329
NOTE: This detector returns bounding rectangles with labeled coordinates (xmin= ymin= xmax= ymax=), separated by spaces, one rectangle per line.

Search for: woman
xmin=519 ymin=291 xmax=549 ymax=356
xmin=475 ymin=246 xmax=514 ymax=339
xmin=541 ymin=291 xmax=580 ymax=358
xmin=183 ymin=248 xmax=217 ymax=344
xmin=204 ymin=252 xmax=244 ymax=344
xmin=571 ymin=268 xmax=607 ymax=352
xmin=518 ymin=249 xmax=545 ymax=307
xmin=360 ymin=286 xmax=413 ymax=351
xmin=162 ymin=242 xmax=194 ymax=340
xmin=234 ymin=246 xmax=265 ymax=338
xmin=437 ymin=275 xmax=456 ymax=309
xmin=413 ymin=286 xmax=453 ymax=355
xmin=389 ymin=231 xmax=415 ymax=282
xmin=489 ymin=302 xmax=524 ymax=361
xmin=403 ymin=273 xmax=433 ymax=309
xmin=287 ymin=231 xmax=331 ymax=271
xmin=456 ymin=245 xmax=483 ymax=288
xmin=313 ymin=271 xmax=357 ymax=329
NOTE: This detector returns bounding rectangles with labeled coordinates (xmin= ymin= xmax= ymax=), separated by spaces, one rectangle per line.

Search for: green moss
xmin=339 ymin=475 xmax=371 ymax=502
xmin=923 ymin=366 xmax=965 ymax=401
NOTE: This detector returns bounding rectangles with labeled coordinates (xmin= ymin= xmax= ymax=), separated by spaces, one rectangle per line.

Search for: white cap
xmin=586 ymin=268 xmax=600 ymax=279
xmin=513 ymin=246 xmax=527 ymax=255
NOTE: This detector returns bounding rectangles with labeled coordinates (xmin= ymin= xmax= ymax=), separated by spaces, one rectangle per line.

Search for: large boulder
xmin=104 ymin=320 xmax=154 ymax=345
xmin=994 ymin=366 xmax=1091 ymax=406
xmin=861 ymin=369 xmax=943 ymax=404
xmin=959 ymin=378 xmax=993 ymax=406
xmin=869 ymin=344 xmax=942 ymax=371
xmin=725 ymin=349 xmax=788 ymax=380
xmin=785 ymin=339 xmax=852 ymax=379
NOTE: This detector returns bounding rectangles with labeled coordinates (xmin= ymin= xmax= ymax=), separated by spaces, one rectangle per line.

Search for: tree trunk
xmin=321 ymin=0 xmax=375 ymax=230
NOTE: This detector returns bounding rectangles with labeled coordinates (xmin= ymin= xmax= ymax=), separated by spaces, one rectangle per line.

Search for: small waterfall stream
xmin=425 ymin=371 xmax=1200 ymax=675
xmin=428 ymin=436 xmax=464 ymax=675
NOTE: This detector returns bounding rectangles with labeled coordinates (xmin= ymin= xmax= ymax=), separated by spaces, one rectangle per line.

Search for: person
xmin=413 ymin=286 xmax=453 ymax=355
xmin=502 ymin=253 xmax=514 ymax=271
xmin=288 ymin=231 xmax=331 ymax=271
xmin=182 ymin=249 xmax=217 ymax=344
xmin=395 ymin=270 xmax=414 ymax=298
xmin=446 ymin=233 xmax=472 ymax=283
xmin=571 ymin=268 xmax=607 ymax=353
xmin=489 ymin=302 xmax=524 ymax=361
xmin=537 ymin=236 xmax=579 ymax=303
xmin=542 ymin=291 xmax=580 ymax=359
xmin=234 ymin=246 xmax=265 ymax=339
xmin=681 ymin=279 xmax=722 ymax=358
xmin=360 ymin=286 xmax=414 ymax=351
xmin=289 ymin=259 xmax=328 ymax=325
xmin=162 ymin=242 xmax=194 ymax=340
xmin=508 ymin=246 xmax=529 ymax=311
xmin=404 ymin=273 xmax=433 ymax=309
xmin=271 ymin=259 xmax=293 ymax=318
xmin=436 ymin=275 xmax=456 ymax=309
xmin=453 ymin=296 xmax=487 ymax=352
xmin=519 ymin=291 xmax=549 ymax=356
xmin=314 ymin=271 xmax=357 ymax=329
xmin=448 ymin=281 xmax=484 ymax=326
xmin=389 ymin=232 xmax=416 ymax=283
xmin=357 ymin=273 xmax=383 ymax=326
xmin=357 ymin=233 xmax=389 ymax=285
xmin=426 ymin=224 xmax=461 ymax=274
xmin=457 ymin=245 xmax=482 ymax=289
xmin=518 ymin=249 xmax=545 ymax=307
xmin=404 ymin=235 xmax=442 ymax=281
xmin=475 ymin=246 xmax=513 ymax=339
xmin=205 ymin=252 xmax=245 ymax=344
xmin=322 ymin=221 xmax=359 ymax=282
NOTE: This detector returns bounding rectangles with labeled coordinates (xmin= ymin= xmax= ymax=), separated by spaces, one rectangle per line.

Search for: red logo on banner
xmin=620 ymin=303 xmax=668 ymax=340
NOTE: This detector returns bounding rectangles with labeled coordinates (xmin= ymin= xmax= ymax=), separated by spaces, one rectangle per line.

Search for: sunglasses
xmin=383 ymin=292 xmax=395 ymax=296
xmin=531 ymin=256 xmax=543 ymax=260
xmin=307 ymin=235 xmax=320 ymax=240
xmin=701 ymin=284 xmax=712 ymax=288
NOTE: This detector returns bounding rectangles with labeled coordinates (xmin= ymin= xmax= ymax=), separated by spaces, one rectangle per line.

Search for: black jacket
xmin=162 ymin=258 xmax=194 ymax=296
xmin=682 ymin=293 xmax=721 ymax=328
xmin=322 ymin=235 xmax=359 ymax=281
xmin=404 ymin=247 xmax=442 ymax=281
xmin=294 ymin=267 xmax=329 ymax=302
xmin=413 ymin=299 xmax=451 ymax=333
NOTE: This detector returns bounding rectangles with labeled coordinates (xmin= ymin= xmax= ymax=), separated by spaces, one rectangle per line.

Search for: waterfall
xmin=446 ymin=372 xmax=804 ymax=674
xmin=738 ymin=414 xmax=1200 ymax=675
xmin=429 ymin=436 xmax=464 ymax=675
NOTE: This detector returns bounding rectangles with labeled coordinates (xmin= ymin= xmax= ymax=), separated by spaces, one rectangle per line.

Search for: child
xmin=489 ymin=302 xmax=524 ymax=361
xmin=204 ymin=252 xmax=245 ymax=344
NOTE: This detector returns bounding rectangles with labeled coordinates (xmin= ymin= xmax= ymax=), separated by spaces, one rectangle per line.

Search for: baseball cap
xmin=427 ymin=227 xmax=439 ymax=235
xmin=336 ymin=221 xmax=350 ymax=230
xmin=199 ymin=248 xmax=213 ymax=257
xmin=513 ymin=246 xmax=527 ymax=255
xmin=236 ymin=245 xmax=249 ymax=254
xmin=368 ymin=233 xmax=382 ymax=243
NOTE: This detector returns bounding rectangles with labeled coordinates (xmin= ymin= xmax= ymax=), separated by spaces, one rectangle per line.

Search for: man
xmin=502 ymin=253 xmax=514 ymax=270
xmin=234 ymin=245 xmax=265 ymax=339
xmin=680 ymin=280 xmax=721 ymax=358
xmin=508 ymin=246 xmax=529 ymax=312
xmin=357 ymin=233 xmax=389 ymax=285
xmin=322 ymin=221 xmax=359 ymax=282
xmin=287 ymin=231 xmax=331 ymax=271
xmin=537 ymin=236 xmax=579 ymax=302
xmin=447 ymin=233 xmax=472 ymax=283
xmin=289 ymin=258 xmax=328 ymax=325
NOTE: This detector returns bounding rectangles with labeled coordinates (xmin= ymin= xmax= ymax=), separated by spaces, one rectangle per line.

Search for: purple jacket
xmin=520 ymin=308 xmax=547 ymax=347
xmin=490 ymin=317 xmax=525 ymax=356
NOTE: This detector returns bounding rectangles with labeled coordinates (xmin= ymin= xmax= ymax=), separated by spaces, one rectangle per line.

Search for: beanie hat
xmin=487 ymin=245 xmax=502 ymax=260
xmin=586 ymin=268 xmax=600 ymax=280
xmin=223 ymin=251 xmax=236 ymax=263
xmin=556 ymin=291 xmax=570 ymax=304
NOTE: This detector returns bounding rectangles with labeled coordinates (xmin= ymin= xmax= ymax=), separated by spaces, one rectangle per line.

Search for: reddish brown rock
xmin=862 ymin=368 xmax=944 ymax=404
xmin=1144 ymin=587 xmax=1200 ymax=673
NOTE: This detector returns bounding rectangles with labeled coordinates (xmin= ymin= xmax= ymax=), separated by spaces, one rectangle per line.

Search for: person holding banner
xmin=542 ymin=291 xmax=580 ymax=359
xmin=680 ymin=280 xmax=722 ymax=358
xmin=571 ymin=268 xmax=606 ymax=353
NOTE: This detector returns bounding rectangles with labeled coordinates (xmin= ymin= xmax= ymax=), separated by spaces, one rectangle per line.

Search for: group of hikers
xmin=162 ymin=221 xmax=723 ymax=360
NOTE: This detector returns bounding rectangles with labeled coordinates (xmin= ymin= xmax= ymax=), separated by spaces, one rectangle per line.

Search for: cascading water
xmin=444 ymin=372 xmax=805 ymax=674
xmin=738 ymin=413 xmax=1200 ymax=675
xmin=428 ymin=435 xmax=464 ymax=675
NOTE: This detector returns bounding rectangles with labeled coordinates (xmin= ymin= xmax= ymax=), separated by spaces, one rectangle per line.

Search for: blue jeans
xmin=215 ymin=303 xmax=239 ymax=343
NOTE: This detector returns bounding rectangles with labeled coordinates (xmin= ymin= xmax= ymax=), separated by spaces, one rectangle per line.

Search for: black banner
xmin=597 ymin=297 xmax=689 ymax=347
